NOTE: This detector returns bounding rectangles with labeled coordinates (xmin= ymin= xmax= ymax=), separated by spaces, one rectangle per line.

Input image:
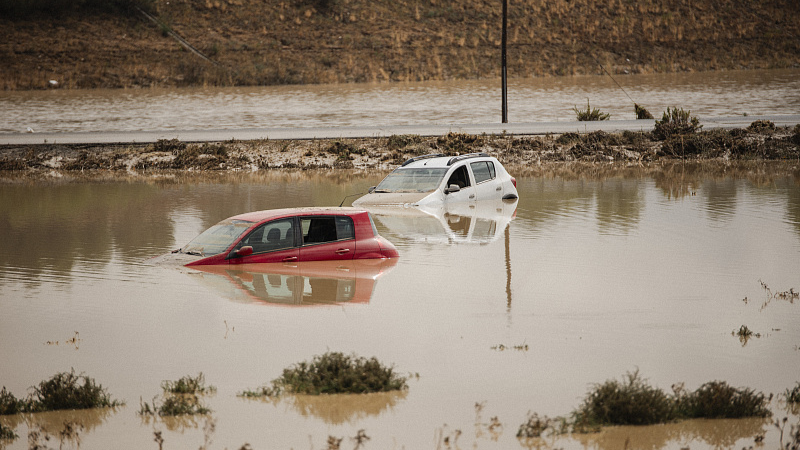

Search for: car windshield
xmin=375 ymin=168 xmax=448 ymax=193
xmin=182 ymin=219 xmax=253 ymax=256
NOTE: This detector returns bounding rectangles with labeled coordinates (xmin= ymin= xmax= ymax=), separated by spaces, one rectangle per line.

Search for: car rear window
xmin=301 ymin=216 xmax=355 ymax=244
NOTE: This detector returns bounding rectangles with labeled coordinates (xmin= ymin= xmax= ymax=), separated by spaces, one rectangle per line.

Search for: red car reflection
xmin=172 ymin=207 xmax=399 ymax=266
xmin=189 ymin=259 xmax=397 ymax=306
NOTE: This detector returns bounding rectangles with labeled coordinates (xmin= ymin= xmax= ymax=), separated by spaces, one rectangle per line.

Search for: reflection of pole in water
xmin=505 ymin=223 xmax=512 ymax=310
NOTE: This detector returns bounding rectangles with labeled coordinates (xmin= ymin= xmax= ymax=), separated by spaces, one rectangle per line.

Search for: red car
xmin=173 ymin=207 xmax=399 ymax=266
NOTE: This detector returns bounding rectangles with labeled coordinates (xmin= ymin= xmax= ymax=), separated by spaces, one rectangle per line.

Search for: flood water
xmin=1 ymin=164 xmax=799 ymax=449
xmin=1 ymin=69 xmax=800 ymax=133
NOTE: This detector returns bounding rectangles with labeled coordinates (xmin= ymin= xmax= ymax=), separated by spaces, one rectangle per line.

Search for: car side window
xmin=301 ymin=216 xmax=355 ymax=245
xmin=237 ymin=218 xmax=295 ymax=254
xmin=446 ymin=165 xmax=471 ymax=189
xmin=470 ymin=161 xmax=496 ymax=184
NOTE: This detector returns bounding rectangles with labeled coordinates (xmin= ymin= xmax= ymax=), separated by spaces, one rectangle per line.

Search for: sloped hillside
xmin=1 ymin=0 xmax=799 ymax=90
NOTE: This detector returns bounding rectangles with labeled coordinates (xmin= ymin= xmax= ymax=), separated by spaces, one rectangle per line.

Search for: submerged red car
xmin=172 ymin=207 xmax=399 ymax=266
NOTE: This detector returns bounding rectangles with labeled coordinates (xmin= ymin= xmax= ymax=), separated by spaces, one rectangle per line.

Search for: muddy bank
xmin=1 ymin=124 xmax=799 ymax=176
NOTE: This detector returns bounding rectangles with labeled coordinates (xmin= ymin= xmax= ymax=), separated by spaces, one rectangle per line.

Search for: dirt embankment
xmin=1 ymin=123 xmax=799 ymax=175
xmin=1 ymin=0 xmax=799 ymax=90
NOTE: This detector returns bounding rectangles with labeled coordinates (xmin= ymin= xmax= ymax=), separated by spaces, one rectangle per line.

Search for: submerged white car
xmin=352 ymin=153 xmax=518 ymax=207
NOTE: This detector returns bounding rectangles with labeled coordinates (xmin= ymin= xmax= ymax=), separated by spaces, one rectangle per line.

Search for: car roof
xmin=400 ymin=152 xmax=497 ymax=169
xmin=230 ymin=207 xmax=366 ymax=223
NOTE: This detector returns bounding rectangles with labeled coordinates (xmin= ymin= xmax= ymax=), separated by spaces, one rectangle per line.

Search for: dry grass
xmin=1 ymin=0 xmax=799 ymax=89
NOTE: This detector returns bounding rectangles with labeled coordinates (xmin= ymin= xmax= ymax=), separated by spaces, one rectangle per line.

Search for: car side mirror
xmin=233 ymin=246 xmax=253 ymax=257
xmin=368 ymin=186 xmax=376 ymax=194
xmin=444 ymin=184 xmax=461 ymax=194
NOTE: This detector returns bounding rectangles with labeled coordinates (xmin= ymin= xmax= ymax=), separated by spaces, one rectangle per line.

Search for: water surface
xmin=0 ymin=165 xmax=798 ymax=449
xmin=1 ymin=69 xmax=799 ymax=133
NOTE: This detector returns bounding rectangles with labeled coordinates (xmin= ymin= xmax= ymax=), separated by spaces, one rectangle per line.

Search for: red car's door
xmin=298 ymin=215 xmax=356 ymax=262
xmin=227 ymin=218 xmax=300 ymax=264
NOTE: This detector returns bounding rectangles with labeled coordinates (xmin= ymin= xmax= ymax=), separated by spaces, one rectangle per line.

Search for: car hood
xmin=352 ymin=191 xmax=431 ymax=206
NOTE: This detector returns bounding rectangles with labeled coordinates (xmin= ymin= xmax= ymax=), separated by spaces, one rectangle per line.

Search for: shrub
xmin=161 ymin=373 xmax=216 ymax=395
xmin=572 ymin=370 xmax=675 ymax=427
xmin=28 ymin=370 xmax=122 ymax=412
xmin=573 ymin=100 xmax=610 ymax=121
xmin=653 ymin=107 xmax=702 ymax=140
xmin=263 ymin=351 xmax=408 ymax=395
xmin=676 ymin=381 xmax=771 ymax=419
xmin=0 ymin=387 xmax=25 ymax=415
xmin=635 ymin=103 xmax=654 ymax=120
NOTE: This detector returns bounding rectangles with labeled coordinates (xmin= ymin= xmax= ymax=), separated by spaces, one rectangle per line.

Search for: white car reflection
xmin=367 ymin=198 xmax=517 ymax=245
xmin=187 ymin=259 xmax=397 ymax=306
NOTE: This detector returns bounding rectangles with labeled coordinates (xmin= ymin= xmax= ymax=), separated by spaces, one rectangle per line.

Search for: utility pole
xmin=501 ymin=0 xmax=508 ymax=123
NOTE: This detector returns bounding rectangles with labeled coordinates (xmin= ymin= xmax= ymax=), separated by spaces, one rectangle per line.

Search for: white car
xmin=352 ymin=153 xmax=518 ymax=207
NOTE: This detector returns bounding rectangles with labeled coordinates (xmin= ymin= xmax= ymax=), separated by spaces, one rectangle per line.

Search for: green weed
xmin=572 ymin=369 xmax=674 ymax=427
xmin=28 ymin=370 xmax=122 ymax=412
xmin=139 ymin=394 xmax=211 ymax=416
xmin=675 ymin=381 xmax=771 ymax=419
xmin=573 ymin=99 xmax=610 ymax=121
xmin=243 ymin=351 xmax=408 ymax=396
xmin=0 ymin=387 xmax=26 ymax=415
xmin=161 ymin=373 xmax=216 ymax=395
xmin=653 ymin=107 xmax=702 ymax=140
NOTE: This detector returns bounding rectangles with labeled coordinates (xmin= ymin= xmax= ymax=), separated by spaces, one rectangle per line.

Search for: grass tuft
xmin=572 ymin=369 xmax=674 ymax=427
xmin=573 ymin=99 xmax=610 ymax=121
xmin=675 ymin=381 xmax=771 ymax=419
xmin=139 ymin=394 xmax=211 ymax=416
xmin=653 ymin=107 xmax=702 ymax=140
xmin=161 ymin=373 xmax=216 ymax=395
xmin=28 ymin=370 xmax=122 ymax=412
xmin=241 ymin=351 xmax=408 ymax=397
xmin=0 ymin=387 xmax=26 ymax=415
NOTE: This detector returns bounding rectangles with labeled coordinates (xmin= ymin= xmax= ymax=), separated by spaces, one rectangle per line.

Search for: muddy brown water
xmin=0 ymin=165 xmax=799 ymax=449
xmin=1 ymin=69 xmax=799 ymax=133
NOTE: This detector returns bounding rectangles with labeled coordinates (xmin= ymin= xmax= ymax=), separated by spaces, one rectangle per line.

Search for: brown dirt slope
xmin=1 ymin=0 xmax=799 ymax=90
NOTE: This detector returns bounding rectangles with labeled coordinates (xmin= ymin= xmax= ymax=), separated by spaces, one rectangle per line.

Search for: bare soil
xmin=2 ymin=0 xmax=799 ymax=90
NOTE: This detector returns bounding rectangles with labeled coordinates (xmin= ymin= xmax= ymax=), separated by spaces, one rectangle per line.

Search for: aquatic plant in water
xmin=28 ymin=370 xmax=122 ymax=412
xmin=161 ymin=372 xmax=216 ymax=395
xmin=0 ymin=387 xmax=26 ymax=415
xmin=572 ymin=369 xmax=674 ymax=427
xmin=675 ymin=380 xmax=771 ymax=419
xmin=139 ymin=394 xmax=211 ymax=416
xmin=521 ymin=371 xmax=775 ymax=434
xmin=241 ymin=351 xmax=408 ymax=397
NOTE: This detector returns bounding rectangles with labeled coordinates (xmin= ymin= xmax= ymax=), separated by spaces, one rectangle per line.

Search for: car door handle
xmin=496 ymin=186 xmax=502 ymax=191
xmin=335 ymin=248 xmax=351 ymax=255
xmin=469 ymin=194 xmax=475 ymax=199
xmin=282 ymin=256 xmax=298 ymax=262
